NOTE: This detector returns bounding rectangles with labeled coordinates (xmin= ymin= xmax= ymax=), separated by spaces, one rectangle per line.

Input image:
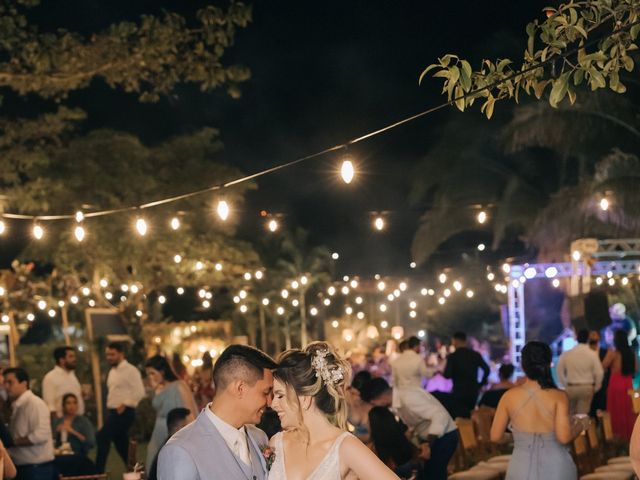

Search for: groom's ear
xmin=228 ymin=379 xmax=246 ymax=399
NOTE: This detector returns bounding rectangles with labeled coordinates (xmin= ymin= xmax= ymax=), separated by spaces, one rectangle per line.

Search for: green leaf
xmin=418 ymin=63 xmax=442 ymax=85
xmin=454 ymin=85 xmax=465 ymax=112
xmin=549 ymin=72 xmax=569 ymax=107
xmin=446 ymin=66 xmax=460 ymax=99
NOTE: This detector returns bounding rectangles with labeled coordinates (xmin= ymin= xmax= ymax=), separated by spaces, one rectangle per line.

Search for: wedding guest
xmin=95 ymin=342 xmax=146 ymax=473
xmin=146 ymin=407 xmax=192 ymax=480
xmin=478 ymin=364 xmax=515 ymax=409
xmin=603 ymin=329 xmax=637 ymax=440
xmin=444 ymin=332 xmax=490 ymax=417
xmin=588 ymin=329 xmax=608 ymax=416
xmin=490 ymin=341 xmax=585 ymax=479
xmin=42 ymin=346 xmax=84 ymax=419
xmin=346 ymin=370 xmax=373 ymax=443
xmin=145 ymin=355 xmax=198 ymax=469
xmin=369 ymin=406 xmax=424 ymax=479
xmin=53 ymin=393 xmax=97 ymax=476
xmin=556 ymin=329 xmax=603 ymax=415
xmin=5 ymin=367 xmax=55 ymax=480
xmin=363 ymin=377 xmax=458 ymax=480
xmin=391 ymin=337 xmax=429 ymax=390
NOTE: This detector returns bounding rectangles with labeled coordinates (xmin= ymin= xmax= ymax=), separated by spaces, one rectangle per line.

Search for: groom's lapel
xmin=247 ymin=427 xmax=268 ymax=477
xmin=196 ymin=412 xmax=253 ymax=479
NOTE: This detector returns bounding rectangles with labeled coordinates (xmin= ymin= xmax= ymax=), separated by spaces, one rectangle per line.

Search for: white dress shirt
xmin=106 ymin=360 xmax=145 ymax=409
xmin=8 ymin=390 xmax=55 ymax=466
xmin=394 ymin=386 xmax=457 ymax=439
xmin=42 ymin=365 xmax=84 ymax=416
xmin=204 ymin=404 xmax=251 ymax=466
xmin=556 ymin=343 xmax=604 ymax=390
xmin=391 ymin=350 xmax=429 ymax=389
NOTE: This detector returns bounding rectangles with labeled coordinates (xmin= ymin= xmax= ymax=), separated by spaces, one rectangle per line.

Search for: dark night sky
xmin=3 ymin=0 xmax=548 ymax=275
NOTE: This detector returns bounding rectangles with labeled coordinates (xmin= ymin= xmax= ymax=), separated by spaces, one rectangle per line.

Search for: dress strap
xmin=511 ymin=386 xmax=554 ymax=426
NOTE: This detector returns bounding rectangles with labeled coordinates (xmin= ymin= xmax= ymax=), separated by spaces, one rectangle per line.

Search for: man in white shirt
xmin=42 ymin=346 xmax=84 ymax=418
xmin=556 ymin=329 xmax=604 ymax=415
xmin=363 ymin=377 xmax=458 ymax=480
xmin=5 ymin=367 xmax=55 ymax=480
xmin=95 ymin=342 xmax=146 ymax=473
xmin=391 ymin=336 xmax=429 ymax=389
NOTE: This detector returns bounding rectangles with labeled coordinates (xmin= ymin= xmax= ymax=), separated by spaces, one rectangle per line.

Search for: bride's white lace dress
xmin=269 ymin=431 xmax=353 ymax=480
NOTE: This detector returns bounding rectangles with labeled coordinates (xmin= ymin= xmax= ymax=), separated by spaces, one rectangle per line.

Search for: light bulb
xmin=277 ymin=306 xmax=285 ymax=315
xmin=267 ymin=219 xmax=278 ymax=232
xmin=600 ymin=198 xmax=609 ymax=211
xmin=340 ymin=159 xmax=355 ymax=184
xmin=74 ymin=225 xmax=85 ymax=242
xmin=262 ymin=298 xmax=270 ymax=306
xmin=135 ymin=217 xmax=147 ymax=236
xmin=174 ymin=254 xmax=182 ymax=263
xmin=0 ymin=220 xmax=6 ymax=235
xmin=477 ymin=211 xmax=487 ymax=224
xmin=477 ymin=243 xmax=486 ymax=251
xmin=170 ymin=217 xmax=181 ymax=230
xmin=33 ymin=223 xmax=44 ymax=240
xmin=309 ymin=307 xmax=318 ymax=316
xmin=373 ymin=216 xmax=385 ymax=231
xmin=75 ymin=211 xmax=84 ymax=223
xmin=332 ymin=252 xmax=339 ymax=260
xmin=217 ymin=200 xmax=230 ymax=221
xmin=438 ymin=273 xmax=447 ymax=283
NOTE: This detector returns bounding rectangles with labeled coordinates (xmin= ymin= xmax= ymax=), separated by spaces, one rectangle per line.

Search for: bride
xmin=269 ymin=342 xmax=400 ymax=480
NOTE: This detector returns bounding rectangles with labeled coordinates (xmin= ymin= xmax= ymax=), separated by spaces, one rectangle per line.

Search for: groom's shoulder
xmin=165 ymin=413 xmax=205 ymax=448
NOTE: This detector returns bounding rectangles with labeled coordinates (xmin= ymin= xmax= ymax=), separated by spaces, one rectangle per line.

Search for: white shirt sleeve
xmin=129 ymin=366 xmax=146 ymax=407
xmin=27 ymin=398 xmax=53 ymax=445
xmin=556 ymin=353 xmax=567 ymax=388
xmin=41 ymin=372 xmax=56 ymax=413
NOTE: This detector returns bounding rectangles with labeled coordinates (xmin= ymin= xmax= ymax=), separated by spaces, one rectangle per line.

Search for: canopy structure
xmin=507 ymin=239 xmax=640 ymax=369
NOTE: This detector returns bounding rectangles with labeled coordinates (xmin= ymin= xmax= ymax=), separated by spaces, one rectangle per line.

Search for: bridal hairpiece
xmin=311 ymin=348 xmax=344 ymax=385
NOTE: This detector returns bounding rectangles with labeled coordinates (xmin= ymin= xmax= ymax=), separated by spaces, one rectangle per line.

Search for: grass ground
xmin=88 ymin=442 xmax=148 ymax=479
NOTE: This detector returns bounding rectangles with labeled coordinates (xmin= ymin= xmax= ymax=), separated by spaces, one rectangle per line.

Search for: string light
xmin=70 ymin=295 xmax=79 ymax=304
xmin=438 ymin=273 xmax=447 ymax=284
xmin=399 ymin=282 xmax=407 ymax=291
xmin=387 ymin=293 xmax=395 ymax=301
xmin=217 ymin=200 xmax=230 ymax=221
xmin=350 ymin=279 xmax=358 ymax=288
xmin=331 ymin=320 xmax=339 ymax=328
xmin=621 ymin=277 xmax=629 ymax=286
xmin=277 ymin=306 xmax=285 ymax=315
xmin=292 ymin=299 xmax=300 ymax=307
xmin=170 ymin=217 xmax=181 ymax=230
xmin=595 ymin=277 xmax=603 ymax=286
xmin=477 ymin=211 xmax=487 ymax=224
xmin=177 ymin=287 xmax=185 ymax=295
xmin=477 ymin=243 xmax=486 ymax=251
xmin=267 ymin=219 xmax=279 ymax=232
xmin=355 ymin=296 xmax=363 ymax=304
xmin=105 ymin=292 xmax=113 ymax=300
xmin=379 ymin=304 xmax=387 ymax=312
xmin=74 ymin=225 xmax=85 ymax=242
xmin=0 ymin=219 xmax=5 ymax=235
xmin=340 ymin=158 xmax=355 ymax=184
xmin=322 ymin=298 xmax=331 ymax=306
xmin=300 ymin=275 xmax=308 ymax=285
xmin=600 ymin=198 xmax=609 ymax=211
xmin=174 ymin=254 xmax=182 ymax=263
xmin=380 ymin=320 xmax=389 ymax=328
xmin=281 ymin=289 xmax=289 ymax=299
xmin=438 ymin=297 xmax=445 ymax=305
xmin=262 ymin=298 xmax=270 ymax=306
xmin=26 ymin=313 xmax=35 ymax=321
xmin=58 ymin=300 xmax=65 ymax=307
xmin=421 ymin=288 xmax=428 ymax=296
xmin=243 ymin=272 xmax=252 ymax=280
xmin=215 ymin=263 xmax=223 ymax=271
xmin=466 ymin=290 xmax=475 ymax=298
xmin=443 ymin=288 xmax=451 ymax=297
xmin=255 ymin=270 xmax=264 ymax=280
xmin=410 ymin=262 xmax=417 ymax=269
xmin=75 ymin=211 xmax=84 ymax=222
xmin=453 ymin=281 xmax=462 ymax=291
xmin=331 ymin=252 xmax=339 ymax=260
xmin=572 ymin=250 xmax=581 ymax=261
xmin=377 ymin=281 xmax=386 ymax=291
xmin=233 ymin=296 xmax=241 ymax=303
xmin=1 ymin=315 xmax=8 ymax=323
xmin=240 ymin=304 xmax=248 ymax=313
xmin=341 ymin=286 xmax=350 ymax=295
xmin=373 ymin=216 xmax=385 ymax=231
xmin=33 ymin=223 xmax=44 ymax=240
xmin=552 ymin=279 xmax=561 ymax=288
xmin=48 ymin=309 xmax=56 ymax=317
xmin=409 ymin=301 xmax=417 ymax=309
xmin=356 ymin=311 xmax=365 ymax=320
xmin=99 ymin=279 xmax=108 ymax=288
xmin=409 ymin=310 xmax=417 ymax=318
xmin=135 ymin=217 xmax=148 ymax=236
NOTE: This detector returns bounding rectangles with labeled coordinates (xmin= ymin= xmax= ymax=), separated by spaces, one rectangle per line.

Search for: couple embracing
xmin=158 ymin=342 xmax=400 ymax=479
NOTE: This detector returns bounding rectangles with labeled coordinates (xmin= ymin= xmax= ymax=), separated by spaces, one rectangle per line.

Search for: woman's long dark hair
xmin=145 ymin=355 xmax=179 ymax=382
xmin=368 ymin=406 xmax=415 ymax=467
xmin=614 ymin=329 xmax=635 ymax=376
xmin=521 ymin=341 xmax=556 ymax=389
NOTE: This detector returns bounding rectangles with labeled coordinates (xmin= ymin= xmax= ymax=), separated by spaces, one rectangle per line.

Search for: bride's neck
xmin=301 ymin=408 xmax=337 ymax=444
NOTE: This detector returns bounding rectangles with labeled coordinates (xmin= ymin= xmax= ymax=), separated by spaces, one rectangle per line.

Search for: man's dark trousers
xmin=95 ymin=407 xmax=136 ymax=472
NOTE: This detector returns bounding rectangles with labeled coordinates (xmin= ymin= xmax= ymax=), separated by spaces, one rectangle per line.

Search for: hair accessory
xmin=311 ymin=349 xmax=344 ymax=385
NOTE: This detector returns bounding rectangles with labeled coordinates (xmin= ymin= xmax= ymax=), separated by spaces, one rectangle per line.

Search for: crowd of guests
xmin=0 ymin=326 xmax=637 ymax=479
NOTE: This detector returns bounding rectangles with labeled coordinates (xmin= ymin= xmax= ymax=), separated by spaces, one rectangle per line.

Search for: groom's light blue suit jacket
xmin=157 ymin=410 xmax=269 ymax=480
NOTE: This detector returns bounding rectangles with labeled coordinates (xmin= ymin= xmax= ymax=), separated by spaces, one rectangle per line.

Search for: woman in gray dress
xmin=490 ymin=342 xmax=587 ymax=480
xmin=145 ymin=355 xmax=198 ymax=469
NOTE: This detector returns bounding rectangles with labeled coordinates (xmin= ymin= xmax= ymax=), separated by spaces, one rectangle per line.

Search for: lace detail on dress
xmin=269 ymin=431 xmax=352 ymax=480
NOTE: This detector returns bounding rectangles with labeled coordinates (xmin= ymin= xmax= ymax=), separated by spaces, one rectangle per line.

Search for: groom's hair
xmin=213 ymin=344 xmax=277 ymax=391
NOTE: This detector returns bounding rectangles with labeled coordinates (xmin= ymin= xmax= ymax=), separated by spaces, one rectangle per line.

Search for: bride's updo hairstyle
xmin=521 ymin=341 xmax=557 ymax=389
xmin=274 ymin=341 xmax=351 ymax=431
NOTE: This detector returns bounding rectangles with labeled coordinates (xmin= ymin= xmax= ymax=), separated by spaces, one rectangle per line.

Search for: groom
xmin=158 ymin=344 xmax=278 ymax=480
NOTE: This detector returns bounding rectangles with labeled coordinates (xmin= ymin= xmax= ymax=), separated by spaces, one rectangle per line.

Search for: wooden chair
xmin=455 ymin=418 xmax=509 ymax=477
xmin=573 ymin=432 xmax=594 ymax=476
xmin=597 ymin=410 xmax=632 ymax=464
xmin=127 ymin=438 xmax=137 ymax=471
xmin=585 ymin=421 xmax=603 ymax=469
xmin=59 ymin=474 xmax=110 ymax=480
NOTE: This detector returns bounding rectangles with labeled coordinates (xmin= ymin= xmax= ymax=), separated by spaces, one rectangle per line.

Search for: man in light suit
xmin=158 ymin=344 xmax=277 ymax=480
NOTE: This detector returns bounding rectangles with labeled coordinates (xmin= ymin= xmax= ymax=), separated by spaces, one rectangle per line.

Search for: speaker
xmin=584 ymin=290 xmax=611 ymax=331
